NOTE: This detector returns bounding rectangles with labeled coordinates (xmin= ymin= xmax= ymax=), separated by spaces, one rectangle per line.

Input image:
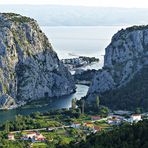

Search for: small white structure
xmin=107 ymin=119 xmax=121 ymax=125
xmin=21 ymin=132 xmax=37 ymax=141
xmin=8 ymin=134 xmax=15 ymax=140
xmin=21 ymin=132 xmax=45 ymax=142
xmin=130 ymin=114 xmax=142 ymax=123
xmin=71 ymin=122 xmax=81 ymax=128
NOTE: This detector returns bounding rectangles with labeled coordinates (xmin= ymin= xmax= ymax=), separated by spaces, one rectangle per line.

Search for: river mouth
xmin=0 ymin=84 xmax=88 ymax=124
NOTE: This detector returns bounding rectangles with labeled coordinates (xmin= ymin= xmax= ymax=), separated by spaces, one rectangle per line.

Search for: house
xmin=130 ymin=114 xmax=142 ymax=123
xmin=22 ymin=132 xmax=37 ymax=140
xmin=71 ymin=122 xmax=81 ymax=128
xmin=8 ymin=133 xmax=15 ymax=140
xmin=34 ymin=133 xmax=46 ymax=142
xmin=83 ymin=122 xmax=94 ymax=129
xmin=107 ymin=118 xmax=122 ymax=125
xmin=93 ymin=126 xmax=101 ymax=133
xmin=108 ymin=115 xmax=125 ymax=122
xmin=21 ymin=131 xmax=46 ymax=142
xmin=91 ymin=116 xmax=101 ymax=121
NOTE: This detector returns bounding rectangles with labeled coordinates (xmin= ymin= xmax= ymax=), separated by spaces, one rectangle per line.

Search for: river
xmin=0 ymin=85 xmax=88 ymax=124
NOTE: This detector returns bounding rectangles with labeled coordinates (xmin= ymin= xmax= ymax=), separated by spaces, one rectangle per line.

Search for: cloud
xmin=0 ymin=0 xmax=148 ymax=8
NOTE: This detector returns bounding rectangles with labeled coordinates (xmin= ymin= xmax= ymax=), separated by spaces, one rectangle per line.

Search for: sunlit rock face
xmin=87 ymin=26 xmax=148 ymax=109
xmin=0 ymin=13 xmax=75 ymax=108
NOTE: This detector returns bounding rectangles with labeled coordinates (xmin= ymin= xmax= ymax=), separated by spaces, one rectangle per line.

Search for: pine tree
xmin=72 ymin=98 xmax=76 ymax=109
xmin=5 ymin=121 xmax=10 ymax=133
xmin=81 ymin=100 xmax=85 ymax=114
xmin=96 ymin=96 xmax=100 ymax=111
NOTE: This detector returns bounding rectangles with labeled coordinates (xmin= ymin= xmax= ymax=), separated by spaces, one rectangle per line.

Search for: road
xmin=10 ymin=125 xmax=71 ymax=134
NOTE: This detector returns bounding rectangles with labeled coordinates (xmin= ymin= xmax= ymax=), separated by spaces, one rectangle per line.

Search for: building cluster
xmin=70 ymin=114 xmax=143 ymax=134
xmin=107 ymin=114 xmax=142 ymax=125
xmin=7 ymin=113 xmax=143 ymax=143
xmin=71 ymin=116 xmax=103 ymax=134
xmin=62 ymin=58 xmax=88 ymax=66
xmin=62 ymin=58 xmax=88 ymax=71
xmin=8 ymin=131 xmax=46 ymax=143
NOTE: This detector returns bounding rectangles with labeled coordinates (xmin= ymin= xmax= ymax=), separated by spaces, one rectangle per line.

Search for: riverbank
xmin=0 ymin=85 xmax=89 ymax=124
xmin=1 ymin=106 xmax=148 ymax=148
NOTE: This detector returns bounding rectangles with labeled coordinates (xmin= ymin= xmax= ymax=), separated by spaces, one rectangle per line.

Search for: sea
xmin=41 ymin=26 xmax=128 ymax=69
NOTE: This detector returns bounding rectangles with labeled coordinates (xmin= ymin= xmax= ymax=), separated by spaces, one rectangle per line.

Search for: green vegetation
xmin=0 ymin=107 xmax=112 ymax=147
xmin=96 ymin=96 xmax=100 ymax=111
xmin=99 ymin=66 xmax=148 ymax=111
xmin=0 ymin=132 xmax=29 ymax=148
xmin=10 ymin=16 xmax=31 ymax=23
xmin=66 ymin=120 xmax=148 ymax=148
xmin=0 ymin=105 xmax=147 ymax=148
xmin=4 ymin=13 xmax=33 ymax=23
xmin=79 ymin=56 xmax=99 ymax=63
xmin=77 ymin=97 xmax=109 ymax=117
xmin=32 ymin=142 xmax=47 ymax=148
xmin=72 ymin=98 xmax=77 ymax=110
xmin=74 ymin=69 xmax=97 ymax=85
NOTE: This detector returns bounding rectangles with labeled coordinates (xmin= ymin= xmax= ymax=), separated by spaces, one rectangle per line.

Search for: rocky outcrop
xmin=0 ymin=13 xmax=75 ymax=108
xmin=87 ymin=25 xmax=148 ymax=110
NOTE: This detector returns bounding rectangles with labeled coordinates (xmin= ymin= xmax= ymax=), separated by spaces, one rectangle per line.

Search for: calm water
xmin=0 ymin=85 xmax=88 ymax=124
xmin=41 ymin=26 xmax=128 ymax=69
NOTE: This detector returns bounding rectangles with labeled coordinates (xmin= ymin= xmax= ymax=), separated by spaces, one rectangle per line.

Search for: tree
xmin=81 ymin=100 xmax=85 ymax=115
xmin=4 ymin=121 xmax=10 ymax=133
xmin=72 ymin=98 xmax=76 ymax=110
xmin=135 ymin=107 xmax=141 ymax=114
xmin=99 ymin=106 xmax=109 ymax=117
xmin=96 ymin=96 xmax=100 ymax=111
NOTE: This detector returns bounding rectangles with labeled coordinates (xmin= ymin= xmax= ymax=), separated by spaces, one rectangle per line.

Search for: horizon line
xmin=0 ymin=4 xmax=148 ymax=9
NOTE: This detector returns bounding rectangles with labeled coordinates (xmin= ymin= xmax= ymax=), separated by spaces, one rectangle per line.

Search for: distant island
xmin=61 ymin=56 xmax=99 ymax=71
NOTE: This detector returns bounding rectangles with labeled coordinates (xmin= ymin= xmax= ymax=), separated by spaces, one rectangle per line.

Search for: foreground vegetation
xmin=65 ymin=120 xmax=148 ymax=148
xmin=0 ymin=97 xmax=147 ymax=148
xmin=98 ymin=66 xmax=148 ymax=111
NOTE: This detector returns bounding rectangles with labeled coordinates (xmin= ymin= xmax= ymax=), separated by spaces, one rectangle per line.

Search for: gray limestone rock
xmin=87 ymin=25 xmax=148 ymax=102
xmin=0 ymin=13 xmax=75 ymax=108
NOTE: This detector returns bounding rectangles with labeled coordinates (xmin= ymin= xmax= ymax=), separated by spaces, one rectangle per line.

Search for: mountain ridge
xmin=0 ymin=13 xmax=75 ymax=108
xmin=87 ymin=25 xmax=148 ymax=110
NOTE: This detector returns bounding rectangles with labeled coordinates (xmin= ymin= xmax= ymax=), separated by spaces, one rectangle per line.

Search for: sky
xmin=0 ymin=0 xmax=148 ymax=8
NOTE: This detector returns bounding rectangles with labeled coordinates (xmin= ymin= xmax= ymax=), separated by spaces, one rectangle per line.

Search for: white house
xmin=130 ymin=114 xmax=142 ymax=123
xmin=21 ymin=132 xmax=37 ymax=141
xmin=8 ymin=134 xmax=15 ymax=140
xmin=107 ymin=119 xmax=121 ymax=125
xmin=71 ymin=122 xmax=81 ymax=128
xmin=21 ymin=131 xmax=46 ymax=142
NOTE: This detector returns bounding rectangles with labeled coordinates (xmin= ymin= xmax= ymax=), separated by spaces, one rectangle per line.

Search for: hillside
xmin=66 ymin=120 xmax=148 ymax=148
xmin=0 ymin=13 xmax=75 ymax=108
xmin=87 ymin=25 xmax=148 ymax=111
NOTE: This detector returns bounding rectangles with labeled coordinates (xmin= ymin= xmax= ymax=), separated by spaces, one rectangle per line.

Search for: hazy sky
xmin=1 ymin=0 xmax=148 ymax=8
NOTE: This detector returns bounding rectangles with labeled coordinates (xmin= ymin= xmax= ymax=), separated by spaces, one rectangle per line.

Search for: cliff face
xmin=0 ymin=13 xmax=75 ymax=108
xmin=87 ymin=26 xmax=148 ymax=110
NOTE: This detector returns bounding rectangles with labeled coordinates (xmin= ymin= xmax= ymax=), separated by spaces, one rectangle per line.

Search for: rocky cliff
xmin=87 ymin=25 xmax=148 ymax=110
xmin=0 ymin=13 xmax=75 ymax=108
